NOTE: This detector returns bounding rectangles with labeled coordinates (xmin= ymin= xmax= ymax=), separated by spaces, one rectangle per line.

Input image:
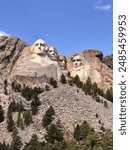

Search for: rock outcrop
xmin=0 ymin=36 xmax=28 ymax=79
xmin=103 ymin=54 xmax=113 ymax=70
xmin=67 ymin=49 xmax=112 ymax=90
xmin=0 ymin=36 xmax=112 ymax=91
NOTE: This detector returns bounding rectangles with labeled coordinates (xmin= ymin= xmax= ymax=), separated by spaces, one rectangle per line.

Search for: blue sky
xmin=0 ymin=0 xmax=112 ymax=57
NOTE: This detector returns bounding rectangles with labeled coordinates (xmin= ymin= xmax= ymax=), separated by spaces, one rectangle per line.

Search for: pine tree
xmin=73 ymin=124 xmax=81 ymax=141
xmin=7 ymin=111 xmax=15 ymax=132
xmin=24 ymin=134 xmax=41 ymax=150
xmin=8 ymin=100 xmax=17 ymax=112
xmin=45 ymin=85 xmax=50 ymax=91
xmin=60 ymin=74 xmax=67 ymax=84
xmin=72 ymin=75 xmax=83 ymax=88
xmin=10 ymin=129 xmax=22 ymax=150
xmin=105 ymin=87 xmax=113 ymax=102
xmin=79 ymin=121 xmax=92 ymax=140
xmin=50 ymin=77 xmax=57 ymax=88
xmin=67 ymin=71 xmax=71 ymax=78
xmin=23 ymin=110 xmax=32 ymax=126
xmin=45 ymin=124 xmax=64 ymax=144
xmin=17 ymin=112 xmax=24 ymax=130
xmin=0 ymin=141 xmax=9 ymax=150
xmin=0 ymin=105 xmax=4 ymax=123
xmin=31 ymin=96 xmax=40 ymax=115
xmin=42 ymin=106 xmax=55 ymax=128
xmin=85 ymin=77 xmax=92 ymax=95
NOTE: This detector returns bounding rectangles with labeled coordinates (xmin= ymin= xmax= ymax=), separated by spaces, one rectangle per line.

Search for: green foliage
xmin=0 ymin=105 xmax=4 ymax=123
xmin=24 ymin=134 xmax=42 ymax=150
xmin=68 ymin=80 xmax=73 ymax=86
xmin=50 ymin=77 xmax=57 ymax=88
xmin=67 ymin=71 xmax=71 ymax=78
xmin=0 ymin=141 xmax=9 ymax=150
xmin=21 ymin=85 xmax=42 ymax=101
xmin=21 ymin=86 xmax=33 ymax=101
xmin=60 ymin=73 xmax=67 ymax=84
xmin=7 ymin=111 xmax=15 ymax=132
xmin=10 ymin=129 xmax=22 ymax=150
xmin=45 ymin=85 xmax=50 ymax=91
xmin=17 ymin=112 xmax=24 ymax=130
xmin=73 ymin=124 xmax=81 ymax=141
xmin=8 ymin=100 xmax=17 ymax=113
xmin=85 ymin=77 xmax=92 ymax=95
xmin=73 ymin=121 xmax=93 ymax=141
xmin=45 ymin=124 xmax=64 ymax=144
xmin=17 ymin=101 xmax=25 ymax=113
xmin=11 ymin=81 xmax=21 ymax=92
xmin=105 ymin=87 xmax=113 ymax=103
xmin=23 ymin=110 xmax=32 ymax=126
xmin=101 ymin=129 xmax=113 ymax=150
xmin=104 ymin=101 xmax=108 ymax=108
xmin=31 ymin=95 xmax=41 ymax=115
xmin=72 ymin=75 xmax=83 ymax=88
xmin=4 ymin=79 xmax=8 ymax=95
xmin=42 ymin=106 xmax=55 ymax=128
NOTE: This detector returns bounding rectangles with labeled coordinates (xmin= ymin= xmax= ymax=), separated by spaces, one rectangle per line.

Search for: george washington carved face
xmin=31 ymin=39 xmax=47 ymax=56
xmin=48 ymin=46 xmax=58 ymax=60
xmin=58 ymin=55 xmax=67 ymax=70
xmin=71 ymin=54 xmax=83 ymax=68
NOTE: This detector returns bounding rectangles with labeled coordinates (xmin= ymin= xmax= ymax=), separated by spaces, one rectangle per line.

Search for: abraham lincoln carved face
xmin=31 ymin=39 xmax=46 ymax=56
xmin=71 ymin=54 xmax=83 ymax=68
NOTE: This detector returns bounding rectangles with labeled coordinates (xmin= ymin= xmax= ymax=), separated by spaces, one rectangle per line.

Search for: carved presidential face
xmin=71 ymin=55 xmax=83 ymax=68
xmin=58 ymin=55 xmax=67 ymax=70
xmin=48 ymin=47 xmax=57 ymax=60
xmin=31 ymin=39 xmax=46 ymax=56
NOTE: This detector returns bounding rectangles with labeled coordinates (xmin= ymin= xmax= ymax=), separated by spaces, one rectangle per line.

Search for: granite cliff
xmin=0 ymin=36 xmax=113 ymax=147
xmin=0 ymin=36 xmax=112 ymax=91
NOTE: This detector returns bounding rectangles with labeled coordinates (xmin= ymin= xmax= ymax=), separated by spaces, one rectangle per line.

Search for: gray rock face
xmin=39 ymin=85 xmax=112 ymax=131
xmin=67 ymin=49 xmax=112 ymax=91
xmin=0 ymin=37 xmax=112 ymax=91
xmin=0 ymin=36 xmax=28 ymax=78
xmin=103 ymin=54 xmax=113 ymax=70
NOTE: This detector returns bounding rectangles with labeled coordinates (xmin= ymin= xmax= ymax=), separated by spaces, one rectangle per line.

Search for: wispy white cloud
xmin=94 ymin=4 xmax=112 ymax=11
xmin=0 ymin=30 xmax=10 ymax=37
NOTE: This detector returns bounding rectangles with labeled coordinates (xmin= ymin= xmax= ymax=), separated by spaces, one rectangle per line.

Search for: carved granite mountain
xmin=67 ymin=50 xmax=112 ymax=90
xmin=0 ymin=36 xmax=113 ymax=145
xmin=0 ymin=36 xmax=112 ymax=91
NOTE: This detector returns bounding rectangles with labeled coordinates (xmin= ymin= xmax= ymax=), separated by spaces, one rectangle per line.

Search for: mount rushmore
xmin=0 ymin=36 xmax=112 ymax=91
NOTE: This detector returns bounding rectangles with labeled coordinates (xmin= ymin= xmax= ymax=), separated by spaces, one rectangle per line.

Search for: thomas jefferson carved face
xmin=31 ymin=39 xmax=46 ymax=56
xmin=58 ymin=55 xmax=67 ymax=70
xmin=71 ymin=54 xmax=83 ymax=68
xmin=48 ymin=47 xmax=57 ymax=60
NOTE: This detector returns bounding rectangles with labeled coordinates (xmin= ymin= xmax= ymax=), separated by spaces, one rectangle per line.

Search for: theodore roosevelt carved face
xmin=31 ymin=39 xmax=47 ymax=56
xmin=58 ymin=55 xmax=67 ymax=70
xmin=48 ymin=46 xmax=58 ymax=60
xmin=71 ymin=54 xmax=83 ymax=69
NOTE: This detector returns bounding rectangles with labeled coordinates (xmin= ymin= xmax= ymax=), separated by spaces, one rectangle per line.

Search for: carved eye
xmin=40 ymin=43 xmax=44 ymax=46
xmin=35 ymin=43 xmax=39 ymax=46
xmin=77 ymin=59 xmax=81 ymax=61
xmin=49 ymin=50 xmax=53 ymax=52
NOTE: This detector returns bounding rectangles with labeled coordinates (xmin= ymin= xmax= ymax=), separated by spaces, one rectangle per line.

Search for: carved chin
xmin=49 ymin=55 xmax=57 ymax=60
